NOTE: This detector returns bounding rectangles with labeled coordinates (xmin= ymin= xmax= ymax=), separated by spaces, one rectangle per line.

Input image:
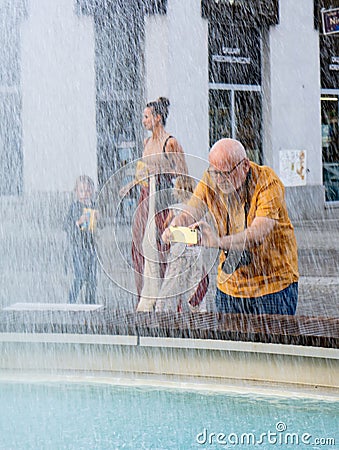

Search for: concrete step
xmin=0 ymin=267 xmax=136 ymax=311
xmin=0 ymin=270 xmax=337 ymax=317
xmin=297 ymin=249 xmax=339 ymax=276
xmin=0 ymin=229 xmax=337 ymax=305
xmin=294 ymin=220 xmax=339 ymax=277
xmin=297 ymin=276 xmax=339 ymax=317
xmin=0 ymin=270 xmax=70 ymax=308
xmin=0 ymin=197 xmax=338 ymax=317
xmin=2 ymin=233 xmax=335 ymax=277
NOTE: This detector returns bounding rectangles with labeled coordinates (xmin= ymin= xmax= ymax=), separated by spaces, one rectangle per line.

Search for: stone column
xmin=145 ymin=0 xmax=209 ymax=178
xmin=266 ymin=0 xmax=323 ymax=219
xmin=21 ymin=0 xmax=97 ymax=192
xmin=0 ymin=0 xmax=27 ymax=194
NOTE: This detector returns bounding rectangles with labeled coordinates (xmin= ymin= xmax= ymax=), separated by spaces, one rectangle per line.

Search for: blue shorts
xmin=215 ymin=282 xmax=298 ymax=315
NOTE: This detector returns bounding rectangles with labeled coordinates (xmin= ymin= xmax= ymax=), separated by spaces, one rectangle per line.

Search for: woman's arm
xmin=119 ymin=160 xmax=148 ymax=197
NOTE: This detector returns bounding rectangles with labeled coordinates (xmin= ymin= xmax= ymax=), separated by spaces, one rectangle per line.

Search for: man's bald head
xmin=207 ymin=139 xmax=250 ymax=193
xmin=209 ymin=139 xmax=247 ymax=168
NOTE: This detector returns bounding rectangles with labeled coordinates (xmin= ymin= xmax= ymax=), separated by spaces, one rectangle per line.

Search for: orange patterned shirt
xmin=188 ymin=162 xmax=299 ymax=298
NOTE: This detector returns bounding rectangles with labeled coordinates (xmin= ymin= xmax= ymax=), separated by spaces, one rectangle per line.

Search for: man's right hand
xmin=162 ymin=211 xmax=195 ymax=243
xmin=169 ymin=214 xmax=182 ymax=227
xmin=161 ymin=227 xmax=173 ymax=244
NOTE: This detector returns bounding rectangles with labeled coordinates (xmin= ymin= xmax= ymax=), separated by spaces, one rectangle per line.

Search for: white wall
xmin=269 ymin=0 xmax=322 ymax=185
xmin=144 ymin=15 xmax=169 ymax=102
xmin=145 ymin=0 xmax=209 ymax=179
xmin=19 ymin=0 xmax=324 ymax=194
xmin=21 ymin=0 xmax=97 ymax=192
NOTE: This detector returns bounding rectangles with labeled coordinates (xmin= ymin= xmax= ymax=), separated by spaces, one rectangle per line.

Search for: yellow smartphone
xmin=169 ymin=226 xmax=198 ymax=245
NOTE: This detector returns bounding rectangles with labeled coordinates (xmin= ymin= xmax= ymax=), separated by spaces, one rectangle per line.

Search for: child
xmin=64 ymin=175 xmax=98 ymax=304
xmin=155 ymin=175 xmax=209 ymax=313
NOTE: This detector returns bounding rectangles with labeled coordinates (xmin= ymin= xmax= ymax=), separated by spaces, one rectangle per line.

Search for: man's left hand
xmin=194 ymin=221 xmax=219 ymax=248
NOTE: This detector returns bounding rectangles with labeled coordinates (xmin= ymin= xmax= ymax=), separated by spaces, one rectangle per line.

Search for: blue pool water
xmin=0 ymin=381 xmax=337 ymax=450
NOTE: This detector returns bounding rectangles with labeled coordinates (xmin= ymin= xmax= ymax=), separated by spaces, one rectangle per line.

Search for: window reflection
xmin=209 ymin=90 xmax=231 ymax=147
xmin=321 ymin=96 xmax=339 ymax=201
xmin=235 ymin=91 xmax=262 ymax=164
xmin=209 ymin=89 xmax=262 ymax=164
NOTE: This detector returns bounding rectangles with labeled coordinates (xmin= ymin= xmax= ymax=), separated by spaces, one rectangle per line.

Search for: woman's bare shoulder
xmin=166 ymin=136 xmax=183 ymax=153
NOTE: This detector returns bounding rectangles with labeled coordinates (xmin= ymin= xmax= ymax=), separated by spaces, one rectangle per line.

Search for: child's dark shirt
xmin=63 ymin=200 xmax=95 ymax=258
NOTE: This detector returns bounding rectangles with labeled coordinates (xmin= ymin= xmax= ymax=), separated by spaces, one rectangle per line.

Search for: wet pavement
xmin=293 ymin=215 xmax=339 ymax=318
xmin=0 ymin=196 xmax=338 ymax=318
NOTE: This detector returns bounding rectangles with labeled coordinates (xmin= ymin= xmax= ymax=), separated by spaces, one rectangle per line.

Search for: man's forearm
xmin=217 ymin=232 xmax=244 ymax=251
xmin=217 ymin=217 xmax=276 ymax=250
xmin=172 ymin=203 xmax=205 ymax=226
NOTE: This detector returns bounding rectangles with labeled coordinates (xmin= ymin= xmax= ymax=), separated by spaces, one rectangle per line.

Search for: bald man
xmin=162 ymin=138 xmax=299 ymax=315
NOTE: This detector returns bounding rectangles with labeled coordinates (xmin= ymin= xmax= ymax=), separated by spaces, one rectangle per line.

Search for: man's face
xmin=207 ymin=158 xmax=247 ymax=194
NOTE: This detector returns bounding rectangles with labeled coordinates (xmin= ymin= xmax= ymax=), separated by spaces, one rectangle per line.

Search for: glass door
xmin=234 ymin=90 xmax=262 ymax=164
xmin=209 ymin=89 xmax=231 ymax=148
xmin=321 ymin=93 xmax=339 ymax=202
xmin=209 ymin=87 xmax=262 ymax=164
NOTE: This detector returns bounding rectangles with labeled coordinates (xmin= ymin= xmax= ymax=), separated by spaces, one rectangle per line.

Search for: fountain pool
xmin=0 ymin=324 xmax=338 ymax=448
xmin=0 ymin=312 xmax=338 ymax=449
xmin=0 ymin=377 xmax=338 ymax=450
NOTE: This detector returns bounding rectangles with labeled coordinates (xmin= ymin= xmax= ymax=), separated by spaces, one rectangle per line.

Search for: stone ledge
xmin=0 ymin=309 xmax=338 ymax=349
xmin=0 ymin=332 xmax=137 ymax=346
xmin=0 ymin=332 xmax=337 ymax=360
xmin=3 ymin=302 xmax=103 ymax=312
xmin=0 ymin=333 xmax=337 ymax=388
xmin=139 ymin=336 xmax=338 ymax=359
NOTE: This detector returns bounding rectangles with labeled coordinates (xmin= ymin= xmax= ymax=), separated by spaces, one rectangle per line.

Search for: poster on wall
xmin=279 ymin=150 xmax=307 ymax=187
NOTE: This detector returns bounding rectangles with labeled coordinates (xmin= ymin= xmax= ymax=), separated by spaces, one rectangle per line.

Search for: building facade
xmin=0 ymin=0 xmax=338 ymax=219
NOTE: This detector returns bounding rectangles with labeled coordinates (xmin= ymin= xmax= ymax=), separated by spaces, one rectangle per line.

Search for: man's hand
xmin=161 ymin=226 xmax=173 ymax=244
xmin=169 ymin=214 xmax=185 ymax=227
xmin=194 ymin=221 xmax=220 ymax=248
xmin=162 ymin=205 xmax=203 ymax=244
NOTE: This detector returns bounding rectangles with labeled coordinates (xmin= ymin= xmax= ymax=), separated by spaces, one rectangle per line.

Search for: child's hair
xmin=74 ymin=175 xmax=95 ymax=196
xmin=174 ymin=175 xmax=196 ymax=203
